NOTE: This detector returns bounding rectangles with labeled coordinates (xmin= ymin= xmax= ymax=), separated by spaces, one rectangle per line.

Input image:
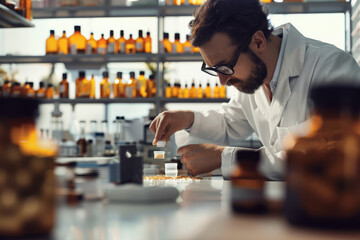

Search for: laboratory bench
xmin=37 ymin=178 xmax=360 ymax=240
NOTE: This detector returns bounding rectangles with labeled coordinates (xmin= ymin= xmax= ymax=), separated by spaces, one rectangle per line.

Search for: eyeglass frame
xmin=201 ymin=45 xmax=247 ymax=77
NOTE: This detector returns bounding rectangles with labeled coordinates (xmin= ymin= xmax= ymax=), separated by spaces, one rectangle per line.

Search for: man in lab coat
xmin=150 ymin=0 xmax=360 ymax=180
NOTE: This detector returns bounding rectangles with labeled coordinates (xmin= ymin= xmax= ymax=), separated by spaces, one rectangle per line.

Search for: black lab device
xmin=118 ymin=144 xmax=143 ymax=185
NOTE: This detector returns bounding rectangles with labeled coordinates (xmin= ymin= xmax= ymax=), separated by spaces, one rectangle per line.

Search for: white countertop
xmin=51 ymin=178 xmax=360 ymax=240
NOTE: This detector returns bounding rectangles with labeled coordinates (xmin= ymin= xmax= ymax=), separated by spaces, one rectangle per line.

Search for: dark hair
xmin=189 ymin=0 xmax=274 ymax=48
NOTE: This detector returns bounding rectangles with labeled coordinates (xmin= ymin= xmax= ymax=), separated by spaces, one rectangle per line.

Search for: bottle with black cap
xmin=125 ymin=72 xmax=137 ymax=98
xmin=147 ymin=74 xmax=156 ymax=97
xmin=97 ymin=34 xmax=107 ymax=55
xmin=126 ymin=34 xmax=136 ymax=54
xmin=136 ymin=30 xmax=145 ymax=53
xmin=59 ymin=73 xmax=69 ymax=98
xmin=190 ymin=82 xmax=197 ymax=98
xmin=138 ymin=71 xmax=147 ymax=98
xmin=46 ymin=30 xmax=58 ymax=55
xmin=58 ymin=31 xmax=69 ymax=55
xmin=45 ymin=83 xmax=55 ymax=99
xmin=114 ymin=72 xmax=124 ymax=98
xmin=11 ymin=82 xmax=21 ymax=97
xmin=160 ymin=32 xmax=171 ymax=53
xmin=76 ymin=71 xmax=89 ymax=98
xmin=27 ymin=82 xmax=35 ymax=98
xmin=69 ymin=25 xmax=87 ymax=54
xmin=107 ymin=30 xmax=117 ymax=54
xmin=36 ymin=82 xmax=46 ymax=98
xmin=2 ymin=80 xmax=11 ymax=97
xmin=86 ymin=32 xmax=97 ymax=54
xmin=117 ymin=30 xmax=126 ymax=54
xmin=172 ymin=33 xmax=183 ymax=54
xmin=100 ymin=71 xmax=111 ymax=98
xmin=145 ymin=31 xmax=152 ymax=53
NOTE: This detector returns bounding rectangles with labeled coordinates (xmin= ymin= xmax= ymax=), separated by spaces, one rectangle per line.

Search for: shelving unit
xmin=0 ymin=4 xmax=34 ymax=28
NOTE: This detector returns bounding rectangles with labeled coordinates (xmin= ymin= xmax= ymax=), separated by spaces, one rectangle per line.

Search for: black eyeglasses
xmin=201 ymin=45 xmax=245 ymax=77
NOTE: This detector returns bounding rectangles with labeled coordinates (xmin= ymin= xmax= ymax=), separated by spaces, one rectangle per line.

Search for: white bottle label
xmin=98 ymin=47 xmax=106 ymax=55
xmin=59 ymin=85 xmax=65 ymax=94
xmin=107 ymin=43 xmax=115 ymax=53
xmin=120 ymin=42 xmax=126 ymax=53
xmin=70 ymin=44 xmax=77 ymax=55
xmin=125 ymin=87 xmax=133 ymax=98
xmin=172 ymin=44 xmax=177 ymax=54
xmin=184 ymin=46 xmax=192 ymax=53
xmin=136 ymin=42 xmax=143 ymax=52
xmin=37 ymin=92 xmax=45 ymax=98
xmin=86 ymin=43 xmax=92 ymax=54
xmin=27 ymin=92 xmax=35 ymax=97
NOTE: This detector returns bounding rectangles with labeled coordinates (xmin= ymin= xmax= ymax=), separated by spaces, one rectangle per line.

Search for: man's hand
xmin=177 ymin=144 xmax=225 ymax=176
xmin=149 ymin=110 xmax=194 ymax=145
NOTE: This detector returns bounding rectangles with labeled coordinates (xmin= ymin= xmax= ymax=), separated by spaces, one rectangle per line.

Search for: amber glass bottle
xmin=21 ymin=82 xmax=31 ymax=97
xmin=125 ymin=72 xmax=137 ymax=98
xmin=20 ymin=0 xmax=32 ymax=20
xmin=11 ymin=83 xmax=21 ymax=97
xmin=189 ymin=83 xmax=197 ymax=98
xmin=97 ymin=34 xmax=107 ymax=55
xmin=89 ymin=74 xmax=96 ymax=99
xmin=160 ymin=33 xmax=172 ymax=53
xmin=231 ymin=150 xmax=266 ymax=214
xmin=86 ymin=32 xmax=97 ymax=54
xmin=36 ymin=82 xmax=46 ymax=98
xmin=197 ymin=84 xmax=203 ymax=98
xmin=172 ymin=33 xmax=184 ymax=54
xmin=77 ymin=120 xmax=87 ymax=157
xmin=184 ymin=84 xmax=190 ymax=98
xmin=46 ymin=30 xmax=58 ymax=55
xmin=68 ymin=26 xmax=86 ymax=54
xmin=59 ymin=73 xmax=69 ymax=98
xmin=173 ymin=0 xmax=181 ymax=5
xmin=214 ymin=83 xmax=220 ymax=98
xmin=117 ymin=30 xmax=126 ymax=54
xmin=46 ymin=84 xmax=55 ymax=99
xmin=178 ymin=85 xmax=185 ymax=99
xmin=145 ymin=31 xmax=152 ymax=54
xmin=27 ymin=82 xmax=35 ymax=98
xmin=2 ymin=80 xmax=11 ymax=97
xmin=107 ymin=30 xmax=117 ymax=54
xmin=171 ymin=83 xmax=180 ymax=98
xmin=205 ymin=83 xmax=211 ymax=98
xmin=147 ymin=74 xmax=156 ymax=97
xmin=100 ymin=71 xmax=111 ymax=98
xmin=58 ymin=31 xmax=69 ymax=55
xmin=136 ymin=30 xmax=145 ymax=53
xmin=184 ymin=34 xmax=193 ymax=53
xmin=76 ymin=71 xmax=90 ymax=98
xmin=220 ymin=85 xmax=226 ymax=98
xmin=126 ymin=34 xmax=136 ymax=54
xmin=137 ymin=71 xmax=148 ymax=98
xmin=113 ymin=72 xmax=124 ymax=98
xmin=165 ymin=83 xmax=172 ymax=98
xmin=285 ymin=85 xmax=360 ymax=229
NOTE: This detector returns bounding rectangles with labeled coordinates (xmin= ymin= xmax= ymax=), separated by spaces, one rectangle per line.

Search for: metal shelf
xmin=0 ymin=4 xmax=34 ymax=28
xmin=0 ymin=53 xmax=202 ymax=65
xmin=31 ymin=2 xmax=351 ymax=19
xmin=38 ymin=97 xmax=229 ymax=104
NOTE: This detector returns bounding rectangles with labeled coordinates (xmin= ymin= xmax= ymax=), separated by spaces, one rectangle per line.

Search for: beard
xmin=226 ymin=49 xmax=267 ymax=94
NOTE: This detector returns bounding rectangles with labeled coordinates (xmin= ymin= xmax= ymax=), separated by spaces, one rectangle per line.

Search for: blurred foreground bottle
xmin=0 ymin=98 xmax=57 ymax=237
xmin=285 ymin=85 xmax=360 ymax=229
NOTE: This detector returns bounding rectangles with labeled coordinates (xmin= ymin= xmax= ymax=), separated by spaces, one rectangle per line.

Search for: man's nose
xmin=218 ymin=73 xmax=229 ymax=86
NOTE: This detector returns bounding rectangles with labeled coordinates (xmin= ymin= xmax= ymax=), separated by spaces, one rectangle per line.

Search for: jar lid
xmin=156 ymin=141 xmax=166 ymax=148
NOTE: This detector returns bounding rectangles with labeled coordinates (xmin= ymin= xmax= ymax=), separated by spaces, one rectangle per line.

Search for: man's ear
xmin=249 ymin=30 xmax=266 ymax=54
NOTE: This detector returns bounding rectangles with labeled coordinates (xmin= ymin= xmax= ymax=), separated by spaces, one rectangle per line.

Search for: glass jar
xmin=285 ymin=85 xmax=360 ymax=229
xmin=0 ymin=98 xmax=57 ymax=237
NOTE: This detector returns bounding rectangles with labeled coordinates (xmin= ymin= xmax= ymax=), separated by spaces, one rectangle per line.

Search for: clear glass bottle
xmin=100 ymin=71 xmax=111 ymax=98
xmin=117 ymin=30 xmax=126 ymax=54
xmin=46 ymin=30 xmax=58 ymax=55
xmin=68 ymin=25 xmax=86 ymax=54
xmin=136 ymin=30 xmax=145 ymax=53
xmin=97 ymin=34 xmax=107 ymax=55
xmin=58 ymin=31 xmax=69 ymax=55
xmin=59 ymin=73 xmax=69 ymax=98
xmin=285 ymin=85 xmax=360 ymax=229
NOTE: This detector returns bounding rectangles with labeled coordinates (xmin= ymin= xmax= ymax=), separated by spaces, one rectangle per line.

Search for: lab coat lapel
xmin=269 ymin=24 xmax=306 ymax=136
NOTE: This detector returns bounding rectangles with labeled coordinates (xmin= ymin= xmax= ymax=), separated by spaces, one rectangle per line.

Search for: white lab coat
xmin=181 ymin=23 xmax=360 ymax=180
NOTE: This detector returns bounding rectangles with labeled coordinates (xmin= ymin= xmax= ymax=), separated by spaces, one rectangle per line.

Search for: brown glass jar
xmin=285 ymin=85 xmax=360 ymax=229
xmin=230 ymin=150 xmax=267 ymax=214
xmin=0 ymin=98 xmax=57 ymax=237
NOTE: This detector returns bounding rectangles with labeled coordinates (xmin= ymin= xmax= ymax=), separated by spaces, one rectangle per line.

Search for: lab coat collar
xmin=254 ymin=23 xmax=306 ymax=139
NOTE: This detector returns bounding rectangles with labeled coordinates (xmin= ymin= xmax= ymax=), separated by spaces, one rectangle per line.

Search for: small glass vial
xmin=230 ymin=150 xmax=267 ymax=214
xmin=154 ymin=141 xmax=166 ymax=159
